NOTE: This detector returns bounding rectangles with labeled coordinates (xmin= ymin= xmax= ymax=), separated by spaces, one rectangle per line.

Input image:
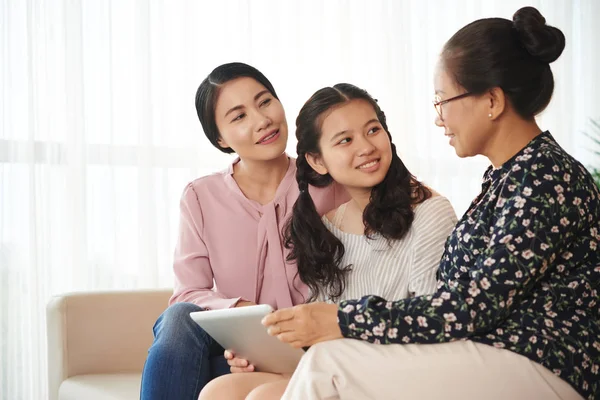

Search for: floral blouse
xmin=338 ymin=132 xmax=600 ymax=399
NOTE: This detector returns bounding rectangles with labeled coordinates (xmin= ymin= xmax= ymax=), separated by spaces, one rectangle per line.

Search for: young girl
xmin=140 ymin=62 xmax=347 ymax=400
xmin=265 ymin=7 xmax=599 ymax=400
xmin=199 ymin=83 xmax=457 ymax=399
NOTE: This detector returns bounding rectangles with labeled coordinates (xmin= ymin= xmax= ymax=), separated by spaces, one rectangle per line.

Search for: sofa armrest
xmin=46 ymin=289 xmax=172 ymax=400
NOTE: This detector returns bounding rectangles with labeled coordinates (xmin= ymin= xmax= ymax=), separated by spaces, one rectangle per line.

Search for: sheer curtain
xmin=1 ymin=0 xmax=599 ymax=398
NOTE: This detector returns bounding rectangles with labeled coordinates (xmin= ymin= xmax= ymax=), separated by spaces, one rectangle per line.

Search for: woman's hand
xmin=226 ymin=300 xmax=257 ymax=372
xmin=224 ymin=349 xmax=255 ymax=373
xmin=261 ymin=302 xmax=343 ymax=348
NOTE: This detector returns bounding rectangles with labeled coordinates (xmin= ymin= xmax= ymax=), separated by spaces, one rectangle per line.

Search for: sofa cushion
xmin=59 ymin=373 xmax=141 ymax=400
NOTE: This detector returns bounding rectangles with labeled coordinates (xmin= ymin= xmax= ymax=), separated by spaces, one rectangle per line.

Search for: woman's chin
xmin=258 ymin=143 xmax=288 ymax=161
xmin=453 ymin=146 xmax=470 ymax=158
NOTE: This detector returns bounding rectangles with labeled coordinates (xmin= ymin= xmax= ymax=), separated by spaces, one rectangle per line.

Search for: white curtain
xmin=1 ymin=0 xmax=599 ymax=398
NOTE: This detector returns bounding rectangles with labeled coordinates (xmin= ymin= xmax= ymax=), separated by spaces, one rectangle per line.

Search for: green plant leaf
xmin=582 ymin=131 xmax=600 ymax=147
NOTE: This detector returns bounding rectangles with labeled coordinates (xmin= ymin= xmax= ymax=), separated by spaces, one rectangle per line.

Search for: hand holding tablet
xmin=190 ymin=304 xmax=305 ymax=374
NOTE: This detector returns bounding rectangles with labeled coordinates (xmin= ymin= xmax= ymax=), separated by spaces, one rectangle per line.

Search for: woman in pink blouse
xmin=139 ymin=62 xmax=345 ymax=400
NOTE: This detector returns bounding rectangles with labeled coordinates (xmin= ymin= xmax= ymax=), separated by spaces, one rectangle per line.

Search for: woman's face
xmin=307 ymin=99 xmax=392 ymax=194
xmin=433 ymin=63 xmax=491 ymax=158
xmin=214 ymin=77 xmax=288 ymax=162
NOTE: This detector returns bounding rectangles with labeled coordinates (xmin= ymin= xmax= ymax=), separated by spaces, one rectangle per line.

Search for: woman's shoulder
xmin=413 ymin=192 xmax=458 ymax=225
xmin=180 ymin=167 xmax=232 ymax=206
xmin=507 ymin=135 xmax=597 ymax=199
xmin=322 ymin=201 xmax=350 ymax=225
xmin=323 ymin=208 xmax=338 ymax=224
xmin=188 ymin=161 xmax=234 ymax=190
xmin=415 ymin=191 xmax=455 ymax=212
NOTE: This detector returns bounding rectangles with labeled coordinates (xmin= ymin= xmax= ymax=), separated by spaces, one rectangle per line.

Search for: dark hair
xmin=284 ymin=83 xmax=432 ymax=302
xmin=195 ymin=62 xmax=279 ymax=153
xmin=442 ymin=6 xmax=565 ymax=119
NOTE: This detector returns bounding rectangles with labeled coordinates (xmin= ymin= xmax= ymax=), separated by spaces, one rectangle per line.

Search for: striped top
xmin=320 ymin=196 xmax=458 ymax=303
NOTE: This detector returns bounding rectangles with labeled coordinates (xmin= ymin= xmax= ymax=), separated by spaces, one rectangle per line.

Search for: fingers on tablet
xmin=230 ymin=364 xmax=254 ymax=373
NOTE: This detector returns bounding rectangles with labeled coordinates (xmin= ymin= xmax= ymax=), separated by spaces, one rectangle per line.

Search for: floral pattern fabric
xmin=338 ymin=132 xmax=600 ymax=399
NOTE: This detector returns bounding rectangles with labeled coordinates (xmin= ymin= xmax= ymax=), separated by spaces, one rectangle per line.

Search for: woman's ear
xmin=305 ymin=153 xmax=329 ymax=176
xmin=217 ymin=136 xmax=230 ymax=149
xmin=487 ymin=87 xmax=506 ymax=120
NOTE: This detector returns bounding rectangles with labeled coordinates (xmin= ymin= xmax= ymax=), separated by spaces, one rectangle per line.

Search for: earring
xmin=488 ymin=113 xmax=492 ymax=118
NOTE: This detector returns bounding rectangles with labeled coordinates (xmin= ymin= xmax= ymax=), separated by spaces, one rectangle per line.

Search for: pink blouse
xmin=170 ymin=157 xmax=347 ymax=310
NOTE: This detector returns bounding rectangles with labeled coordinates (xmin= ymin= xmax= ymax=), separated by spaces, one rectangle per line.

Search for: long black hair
xmin=442 ymin=6 xmax=565 ymax=119
xmin=284 ymin=83 xmax=431 ymax=302
xmin=195 ymin=62 xmax=280 ymax=153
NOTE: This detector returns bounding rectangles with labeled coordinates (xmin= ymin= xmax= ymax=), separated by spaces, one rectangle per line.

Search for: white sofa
xmin=46 ymin=289 xmax=172 ymax=400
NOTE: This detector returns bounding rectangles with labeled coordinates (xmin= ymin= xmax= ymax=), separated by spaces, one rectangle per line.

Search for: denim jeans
xmin=140 ymin=302 xmax=231 ymax=400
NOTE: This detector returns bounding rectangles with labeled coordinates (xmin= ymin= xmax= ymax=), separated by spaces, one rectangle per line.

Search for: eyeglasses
xmin=433 ymin=92 xmax=473 ymax=121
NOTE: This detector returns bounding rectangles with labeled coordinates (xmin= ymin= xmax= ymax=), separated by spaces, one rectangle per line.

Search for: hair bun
xmin=512 ymin=6 xmax=565 ymax=63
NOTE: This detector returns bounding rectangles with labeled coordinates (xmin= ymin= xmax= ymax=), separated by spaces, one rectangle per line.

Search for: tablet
xmin=189 ymin=304 xmax=305 ymax=374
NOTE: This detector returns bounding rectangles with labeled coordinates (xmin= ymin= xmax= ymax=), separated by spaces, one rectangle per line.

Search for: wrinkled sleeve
xmin=169 ymin=184 xmax=242 ymax=310
xmin=338 ymin=170 xmax=583 ymax=344
xmin=409 ymin=197 xmax=457 ymax=297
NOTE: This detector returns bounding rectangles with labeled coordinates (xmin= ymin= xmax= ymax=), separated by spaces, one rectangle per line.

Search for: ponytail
xmin=284 ymin=156 xmax=349 ymax=302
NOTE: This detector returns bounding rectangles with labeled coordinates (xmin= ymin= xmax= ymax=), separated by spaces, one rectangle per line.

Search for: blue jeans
xmin=140 ymin=302 xmax=231 ymax=400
